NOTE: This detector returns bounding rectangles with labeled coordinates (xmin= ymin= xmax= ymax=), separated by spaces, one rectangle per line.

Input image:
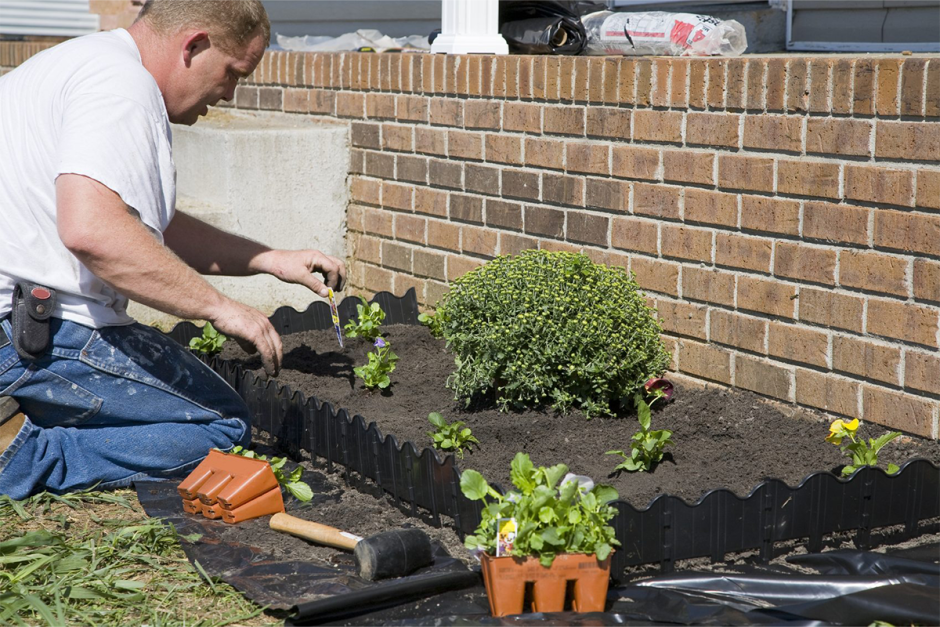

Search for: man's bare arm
xmin=56 ymin=173 xmax=282 ymax=375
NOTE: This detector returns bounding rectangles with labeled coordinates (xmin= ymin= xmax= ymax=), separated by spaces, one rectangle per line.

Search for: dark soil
xmin=221 ymin=324 xmax=940 ymax=509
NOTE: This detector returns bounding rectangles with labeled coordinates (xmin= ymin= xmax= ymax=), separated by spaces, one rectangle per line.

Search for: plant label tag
xmin=496 ymin=517 xmax=517 ymax=556
xmin=328 ymin=288 xmax=343 ymax=348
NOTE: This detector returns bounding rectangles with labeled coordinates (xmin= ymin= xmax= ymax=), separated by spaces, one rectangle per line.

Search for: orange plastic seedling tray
xmin=177 ymin=449 xmax=285 ymax=523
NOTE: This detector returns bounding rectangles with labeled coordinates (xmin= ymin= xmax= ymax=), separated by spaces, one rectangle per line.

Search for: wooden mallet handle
xmin=269 ymin=512 xmax=363 ymax=550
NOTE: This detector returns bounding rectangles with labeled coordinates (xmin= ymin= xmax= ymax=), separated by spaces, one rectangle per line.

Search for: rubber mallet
xmin=270 ymin=513 xmax=434 ymax=580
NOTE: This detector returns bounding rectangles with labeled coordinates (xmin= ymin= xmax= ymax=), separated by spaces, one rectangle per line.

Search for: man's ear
xmin=180 ymin=30 xmax=210 ymax=67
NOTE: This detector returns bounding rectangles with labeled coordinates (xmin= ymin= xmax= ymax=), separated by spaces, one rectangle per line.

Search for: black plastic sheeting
xmin=498 ymin=1 xmax=605 ymax=55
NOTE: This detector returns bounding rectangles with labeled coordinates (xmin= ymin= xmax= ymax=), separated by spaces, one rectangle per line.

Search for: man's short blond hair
xmin=136 ymin=0 xmax=270 ymax=55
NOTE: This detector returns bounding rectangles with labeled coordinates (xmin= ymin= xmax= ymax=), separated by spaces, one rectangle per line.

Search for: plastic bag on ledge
xmin=581 ymin=11 xmax=747 ymax=57
xmin=275 ymin=29 xmax=430 ymax=53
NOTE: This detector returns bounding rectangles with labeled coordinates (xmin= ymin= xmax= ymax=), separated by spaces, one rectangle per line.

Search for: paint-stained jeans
xmin=0 ymin=317 xmax=251 ymax=500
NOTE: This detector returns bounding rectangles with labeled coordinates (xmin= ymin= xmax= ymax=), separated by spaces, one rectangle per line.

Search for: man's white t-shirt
xmin=0 ymin=29 xmax=175 ymax=328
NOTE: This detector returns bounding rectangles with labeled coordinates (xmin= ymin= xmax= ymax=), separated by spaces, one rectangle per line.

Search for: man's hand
xmin=254 ymin=249 xmax=347 ymax=298
xmin=209 ymin=300 xmax=283 ymax=377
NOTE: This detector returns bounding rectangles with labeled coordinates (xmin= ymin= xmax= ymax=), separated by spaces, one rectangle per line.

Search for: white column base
xmin=431 ymin=33 xmax=509 ymax=55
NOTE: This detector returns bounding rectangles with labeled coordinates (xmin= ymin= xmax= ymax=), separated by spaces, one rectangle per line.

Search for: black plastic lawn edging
xmin=166 ymin=289 xmax=940 ymax=580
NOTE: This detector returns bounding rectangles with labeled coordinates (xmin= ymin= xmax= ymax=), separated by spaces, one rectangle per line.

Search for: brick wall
xmin=2 ymin=43 xmax=938 ymax=437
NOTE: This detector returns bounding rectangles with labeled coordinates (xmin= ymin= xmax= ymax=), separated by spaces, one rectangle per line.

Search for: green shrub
xmin=435 ymin=250 xmax=670 ymax=417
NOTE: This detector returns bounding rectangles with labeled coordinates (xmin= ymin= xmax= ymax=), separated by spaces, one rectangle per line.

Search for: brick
xmin=656 ymin=300 xmax=707 ymax=339
xmin=352 ymin=234 xmax=381 ymax=265
xmin=705 ymin=59 xmax=726 ymax=109
xmin=774 ymin=241 xmax=836 ymax=285
xmin=464 ymin=164 xmax=500 ymax=195
xmin=394 ymin=275 xmax=426 ymax=303
xmin=449 ymin=194 xmax=483 ymax=224
xmin=447 ymin=255 xmax=485 ymax=281
xmin=631 ymin=257 xmax=679 ymax=297
xmin=633 ymin=110 xmax=683 ymax=144
xmin=381 ymin=124 xmax=413 ymax=152
xmin=586 ymin=107 xmax=630 ymax=139
xmin=503 ymin=102 xmax=541 ymax=134
xmin=743 ymin=115 xmax=802 ymax=153
xmin=462 ymin=225 xmax=498 ymax=257
xmin=853 ymin=59 xmax=875 ymax=115
xmin=428 ymin=159 xmax=462 ymax=189
xmin=479 ymin=56 xmax=494 ymax=97
xmin=740 ymin=195 xmax=800 ymax=236
xmin=428 ymin=219 xmax=461 ymax=250
xmin=543 ymin=174 xmax=584 ymax=207
xmin=455 ymin=56 xmax=470 ymax=96
xmin=351 ymin=177 xmax=381 ymax=206
xmin=689 ymin=60 xmax=706 ymax=109
xmin=500 ymin=232 xmax=539 ymax=257
xmin=413 ymin=249 xmax=446 ymax=281
xmin=786 ymin=59 xmax=809 ymax=113
xmin=862 ymin=386 xmax=934 ymax=437
xmin=557 ymin=57 xmax=573 ymax=102
xmin=875 ymin=121 xmax=940 ymax=162
xmin=651 ymin=58 xmax=671 ymax=108
xmin=845 ymin=165 xmax=914 ymax=207
xmin=905 ymin=351 xmax=940 ymax=395
xmin=234 ymin=85 xmax=258 ymax=109
xmin=347 ymin=204 xmax=365 ymax=232
xmin=448 ymin=130 xmax=483 ymax=161
xmin=735 ymin=355 xmax=791 ymax=400
xmin=833 ymin=336 xmax=900 ymax=385
xmin=394 ymin=213 xmax=425 ymax=244
xmin=687 ymin=112 xmax=740 ymax=148
xmin=524 ymin=205 xmax=565 ymax=238
xmin=543 ymin=106 xmax=585 ymax=136
xmin=351 ymin=122 xmax=381 ymax=149
xmin=725 ymin=58 xmax=746 ymax=110
xmin=602 ymin=57 xmax=620 ymax=104
xmin=544 ymin=57 xmax=559 ymax=101
xmin=875 ymin=59 xmax=901 ymax=116
xmin=682 ymin=267 xmax=735 ymax=306
xmin=634 ymin=183 xmax=681 ymax=220
xmin=485 ymin=134 xmax=523 ymax=166
xmin=803 ymin=201 xmax=869 ymax=246
xmin=485 ymin=199 xmax=523 ymax=231
xmin=611 ymin=146 xmax=660 ymax=181
xmin=839 ymin=249 xmax=908 ymax=297
xmin=365 ymin=152 xmax=394 ymax=179
xmin=362 ymin=206 xmax=394 ymax=237
xmin=258 ymin=87 xmax=283 ymax=111
xmin=807 ymin=58 xmax=832 ymax=113
xmin=900 ymin=59 xmax=926 ymax=116
xmin=685 ymin=189 xmax=737 ymax=228
xmin=502 ymin=170 xmax=540 ymax=201
xmin=309 ymin=89 xmax=335 ymax=114
xmin=867 ymin=298 xmax=939 ymax=348
xmin=429 ymin=98 xmax=463 ymax=127
xmin=396 ymin=95 xmax=428 ymax=122
xmin=917 ymin=169 xmax=940 ymax=210
xmin=763 ymin=59 xmax=784 ymax=111
xmin=365 ymin=93 xmax=395 ymax=119
xmin=283 ymin=88 xmax=309 ymax=113
xmin=364 ymin=265 xmax=393 ymax=295
xmin=748 ymin=60 xmax=767 ymax=108
xmin=533 ymin=56 xmax=549 ymax=99
xmin=718 ymin=155 xmax=774 ymax=194
xmin=567 ymin=211 xmax=609 ymax=247
xmin=737 ymin=275 xmax=796 ymax=318
xmin=796 ymin=370 xmax=860 ymax=418
xmin=715 ymin=233 xmax=771 ymax=272
xmin=519 ymin=56 xmax=534 ymax=100
xmin=662 ymin=225 xmax=713 ymax=263
xmin=524 ymin=137 xmax=565 ymax=171
xmin=397 ymin=155 xmax=428 ymax=184
xmin=678 ymin=340 xmax=732 ymax=384
xmin=444 ymin=55 xmax=458 ymax=95
xmin=415 ymin=127 xmax=447 ymax=156
xmin=913 ymin=259 xmax=940 ymax=303
xmin=415 ymin=187 xmax=448 ymax=217
xmin=349 ymin=149 xmax=364 ymax=175
xmin=874 ymin=210 xmax=940 ymax=257
xmin=670 ymin=58 xmax=689 ymax=108
xmin=777 ymin=160 xmax=840 ymax=200
xmin=382 ymin=181 xmax=413 ymax=211
xmin=611 ymin=216 xmax=657 ymax=255
xmin=798 ymin=288 xmax=864 ymax=333
xmin=566 ymin=142 xmax=609 ymax=176
xmin=504 ymin=56 xmax=520 ymax=99
xmin=927 ymin=59 xmax=940 ymax=117
xmin=617 ymin=58 xmax=635 ymax=104
xmin=465 ymin=100 xmax=501 ymax=130
xmin=711 ymin=310 xmax=766 ymax=354
xmin=662 ymin=150 xmax=714 ymax=186
xmin=806 ymin=118 xmax=872 ymax=157
xmin=635 ymin=59 xmax=652 ymax=106
xmin=831 ymin=59 xmax=854 ymax=115
xmin=336 ymin=92 xmax=365 ymax=118
xmin=768 ymin=322 xmax=829 ymax=369
xmin=426 ymin=280 xmax=450 ymax=305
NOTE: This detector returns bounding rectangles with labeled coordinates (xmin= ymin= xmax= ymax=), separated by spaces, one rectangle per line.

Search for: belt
xmin=0 ymin=315 xmax=9 ymax=349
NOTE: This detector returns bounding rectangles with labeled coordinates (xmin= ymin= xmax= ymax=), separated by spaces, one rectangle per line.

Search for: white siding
xmin=0 ymin=0 xmax=99 ymax=37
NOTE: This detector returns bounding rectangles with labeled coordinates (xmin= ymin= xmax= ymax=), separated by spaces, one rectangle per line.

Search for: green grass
xmin=0 ymin=490 xmax=280 ymax=626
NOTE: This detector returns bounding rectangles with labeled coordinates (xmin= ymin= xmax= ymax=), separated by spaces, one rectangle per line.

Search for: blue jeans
xmin=0 ymin=317 xmax=251 ymax=500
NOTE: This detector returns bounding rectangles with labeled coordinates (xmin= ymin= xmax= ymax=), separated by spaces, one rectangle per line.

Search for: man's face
xmin=168 ymin=29 xmax=266 ymax=125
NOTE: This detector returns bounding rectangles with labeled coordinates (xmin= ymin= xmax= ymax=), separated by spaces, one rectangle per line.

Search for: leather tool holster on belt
xmin=11 ymin=282 xmax=56 ymax=361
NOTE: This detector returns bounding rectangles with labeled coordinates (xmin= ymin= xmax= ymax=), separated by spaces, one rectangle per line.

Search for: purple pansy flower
xmin=374 ymin=337 xmax=386 ymax=348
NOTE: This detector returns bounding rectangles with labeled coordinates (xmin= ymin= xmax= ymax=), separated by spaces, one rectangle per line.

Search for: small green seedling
xmin=228 ymin=446 xmax=313 ymax=501
xmin=354 ymin=337 xmax=399 ymax=389
xmin=189 ymin=322 xmax=227 ymax=357
xmin=826 ymin=418 xmax=901 ymax=477
xmin=427 ymin=412 xmax=479 ymax=459
xmin=606 ymin=394 xmax=673 ymax=473
xmin=344 ymin=296 xmax=385 ymax=342
xmin=417 ymin=310 xmax=445 ymax=339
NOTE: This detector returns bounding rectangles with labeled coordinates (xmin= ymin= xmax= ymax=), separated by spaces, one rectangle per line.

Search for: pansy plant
xmin=344 ymin=296 xmax=386 ymax=343
xmin=827 ymin=418 xmax=901 ymax=477
xmin=606 ymin=393 xmax=673 ymax=473
xmin=427 ymin=412 xmax=479 ymax=459
xmin=354 ymin=336 xmax=399 ymax=389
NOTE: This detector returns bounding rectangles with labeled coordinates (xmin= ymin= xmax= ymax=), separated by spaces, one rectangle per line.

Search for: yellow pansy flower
xmin=826 ymin=418 xmax=860 ymax=445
